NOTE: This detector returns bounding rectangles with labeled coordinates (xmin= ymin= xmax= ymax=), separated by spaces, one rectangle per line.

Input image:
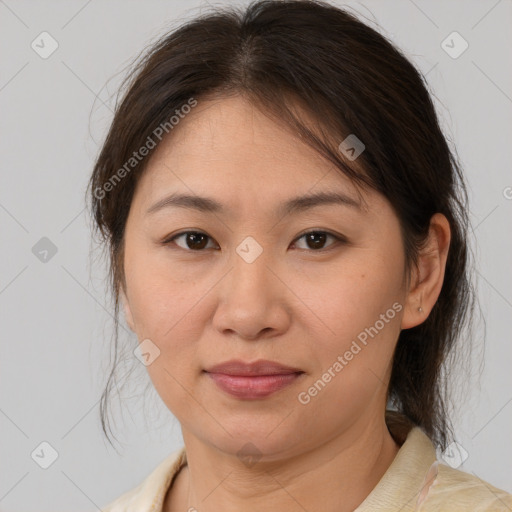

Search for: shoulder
xmin=363 ymin=416 xmax=512 ymax=512
xmin=102 ymin=447 xmax=187 ymax=512
xmin=419 ymin=462 xmax=512 ymax=511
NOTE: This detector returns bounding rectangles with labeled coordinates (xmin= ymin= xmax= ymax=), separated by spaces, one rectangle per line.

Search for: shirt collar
xmin=355 ymin=411 xmax=438 ymax=511
xmin=122 ymin=411 xmax=437 ymax=512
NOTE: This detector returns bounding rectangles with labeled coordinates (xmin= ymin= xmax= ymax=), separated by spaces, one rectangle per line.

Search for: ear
xmin=120 ymin=288 xmax=135 ymax=332
xmin=401 ymin=213 xmax=451 ymax=330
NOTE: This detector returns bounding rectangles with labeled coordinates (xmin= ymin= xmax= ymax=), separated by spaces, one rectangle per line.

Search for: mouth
xmin=203 ymin=359 xmax=305 ymax=399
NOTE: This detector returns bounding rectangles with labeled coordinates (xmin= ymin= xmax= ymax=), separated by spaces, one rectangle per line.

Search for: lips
xmin=204 ymin=359 xmax=303 ymax=376
xmin=204 ymin=359 xmax=304 ymax=399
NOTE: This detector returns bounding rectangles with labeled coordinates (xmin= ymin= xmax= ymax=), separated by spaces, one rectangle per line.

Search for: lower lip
xmin=205 ymin=372 xmax=303 ymax=399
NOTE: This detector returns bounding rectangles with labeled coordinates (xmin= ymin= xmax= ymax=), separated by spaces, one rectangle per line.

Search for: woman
xmin=87 ymin=0 xmax=512 ymax=510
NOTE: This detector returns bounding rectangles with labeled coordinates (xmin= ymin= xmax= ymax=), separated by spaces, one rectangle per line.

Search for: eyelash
xmin=161 ymin=229 xmax=347 ymax=253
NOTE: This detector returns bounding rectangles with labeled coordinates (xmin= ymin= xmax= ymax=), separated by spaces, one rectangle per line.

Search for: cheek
xmin=124 ymin=253 xmax=215 ymax=404
xmin=124 ymin=238 xmax=207 ymax=340
xmin=299 ymin=247 xmax=405 ymax=344
xmin=294 ymin=244 xmax=405 ymax=411
xmin=293 ymin=267 xmax=403 ymax=432
xmin=130 ymin=272 xmax=207 ymax=414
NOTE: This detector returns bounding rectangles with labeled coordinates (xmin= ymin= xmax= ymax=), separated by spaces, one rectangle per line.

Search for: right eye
xmin=163 ymin=231 xmax=218 ymax=251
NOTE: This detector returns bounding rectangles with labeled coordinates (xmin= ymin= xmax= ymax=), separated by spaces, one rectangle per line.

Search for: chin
xmin=193 ymin=416 xmax=306 ymax=461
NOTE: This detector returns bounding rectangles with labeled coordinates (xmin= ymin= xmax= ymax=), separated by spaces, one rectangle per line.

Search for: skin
xmin=120 ymin=94 xmax=450 ymax=512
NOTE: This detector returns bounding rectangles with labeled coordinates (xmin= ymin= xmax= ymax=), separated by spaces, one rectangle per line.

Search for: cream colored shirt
xmin=102 ymin=417 xmax=512 ymax=511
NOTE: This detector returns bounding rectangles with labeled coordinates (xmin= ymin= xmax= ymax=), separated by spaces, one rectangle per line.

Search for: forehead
xmin=136 ymin=95 xmax=366 ymax=206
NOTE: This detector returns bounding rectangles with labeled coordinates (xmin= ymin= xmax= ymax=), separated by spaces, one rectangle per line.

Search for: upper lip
xmin=204 ymin=359 xmax=304 ymax=376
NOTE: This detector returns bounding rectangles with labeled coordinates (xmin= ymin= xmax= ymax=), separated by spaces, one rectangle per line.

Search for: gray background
xmin=0 ymin=0 xmax=511 ymax=510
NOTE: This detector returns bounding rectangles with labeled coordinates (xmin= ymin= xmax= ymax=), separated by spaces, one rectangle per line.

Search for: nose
xmin=211 ymin=241 xmax=291 ymax=341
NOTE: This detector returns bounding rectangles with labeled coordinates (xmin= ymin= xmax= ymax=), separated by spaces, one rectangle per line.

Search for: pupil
xmin=188 ymin=233 xmax=207 ymax=250
xmin=307 ymin=232 xmax=326 ymax=249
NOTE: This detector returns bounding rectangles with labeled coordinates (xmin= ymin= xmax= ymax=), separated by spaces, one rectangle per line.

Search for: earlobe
xmin=401 ymin=213 xmax=451 ymax=330
xmin=120 ymin=289 xmax=135 ymax=332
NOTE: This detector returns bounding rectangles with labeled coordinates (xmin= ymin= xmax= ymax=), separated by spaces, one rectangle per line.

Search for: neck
xmin=165 ymin=414 xmax=401 ymax=512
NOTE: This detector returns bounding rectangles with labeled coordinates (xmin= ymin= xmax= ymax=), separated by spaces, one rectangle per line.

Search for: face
xmin=121 ymin=95 xmax=411 ymax=460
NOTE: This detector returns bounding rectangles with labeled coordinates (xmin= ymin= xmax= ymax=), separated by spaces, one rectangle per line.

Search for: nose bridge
xmin=212 ymin=234 xmax=288 ymax=339
xmin=229 ymin=234 xmax=274 ymax=300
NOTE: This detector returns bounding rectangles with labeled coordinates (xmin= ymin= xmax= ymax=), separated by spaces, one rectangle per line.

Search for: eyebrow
xmin=146 ymin=190 xmax=361 ymax=217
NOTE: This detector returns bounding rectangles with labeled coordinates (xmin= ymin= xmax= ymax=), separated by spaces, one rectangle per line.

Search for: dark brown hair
xmin=86 ymin=0 xmax=475 ymax=450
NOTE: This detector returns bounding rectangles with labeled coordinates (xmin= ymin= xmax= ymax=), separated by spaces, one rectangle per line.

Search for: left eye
xmin=292 ymin=230 xmax=342 ymax=251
